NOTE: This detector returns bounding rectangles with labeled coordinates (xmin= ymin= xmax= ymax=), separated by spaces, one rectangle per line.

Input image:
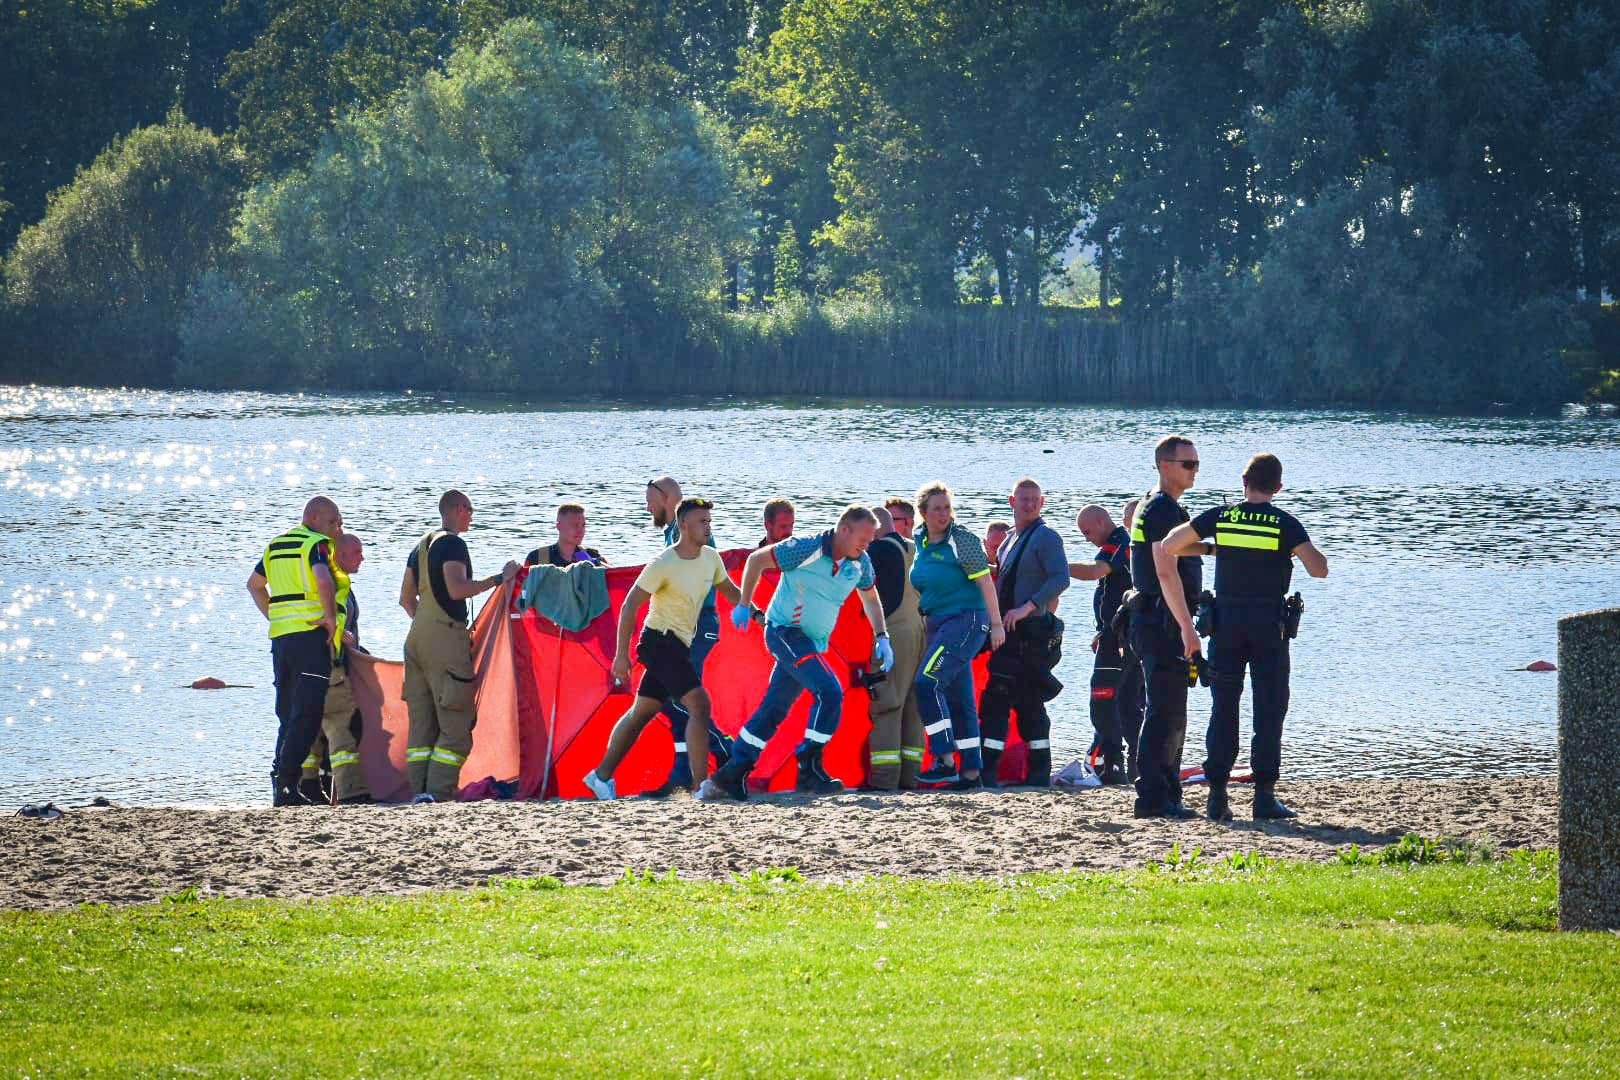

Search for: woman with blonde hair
xmin=909 ymin=481 xmax=1005 ymax=789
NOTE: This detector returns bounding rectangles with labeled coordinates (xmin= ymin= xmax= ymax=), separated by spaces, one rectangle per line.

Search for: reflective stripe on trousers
xmin=733 ymin=623 xmax=845 ymax=764
xmin=914 ymin=611 xmax=989 ymax=770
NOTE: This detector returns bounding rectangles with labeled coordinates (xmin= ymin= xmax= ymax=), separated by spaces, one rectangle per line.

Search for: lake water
xmin=2 ymin=386 xmax=1616 ymax=806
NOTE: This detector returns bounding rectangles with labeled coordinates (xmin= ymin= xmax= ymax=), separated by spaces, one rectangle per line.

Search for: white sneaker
xmin=583 ymin=769 xmax=617 ymax=801
xmin=411 ymin=793 xmax=436 ymax=804
xmin=695 ymin=778 xmax=725 ymax=802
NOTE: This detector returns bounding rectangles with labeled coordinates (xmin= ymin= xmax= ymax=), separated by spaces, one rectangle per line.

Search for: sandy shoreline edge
xmin=2 ymin=777 xmax=1556 ymax=910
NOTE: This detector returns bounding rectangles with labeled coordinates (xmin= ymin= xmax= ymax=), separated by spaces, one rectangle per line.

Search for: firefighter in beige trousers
xmin=399 ymin=490 xmax=518 ymax=802
xmin=867 ymin=505 xmax=927 ymax=789
xmin=302 ymin=532 xmax=373 ymax=803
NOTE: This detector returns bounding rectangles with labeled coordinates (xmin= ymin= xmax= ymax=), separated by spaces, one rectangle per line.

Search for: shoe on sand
xmin=583 ymin=770 xmax=617 ymax=801
xmin=700 ymin=761 xmax=749 ymax=802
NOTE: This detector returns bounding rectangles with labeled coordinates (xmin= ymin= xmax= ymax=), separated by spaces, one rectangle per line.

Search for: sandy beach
xmin=0 ymin=777 xmax=1555 ymax=910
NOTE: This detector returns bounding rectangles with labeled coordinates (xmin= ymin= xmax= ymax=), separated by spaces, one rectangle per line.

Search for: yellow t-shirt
xmin=633 ymin=546 xmax=729 ymax=646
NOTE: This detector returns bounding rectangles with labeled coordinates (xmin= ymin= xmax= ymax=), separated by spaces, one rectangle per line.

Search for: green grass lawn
xmin=2 ymin=853 xmax=1615 ymax=1077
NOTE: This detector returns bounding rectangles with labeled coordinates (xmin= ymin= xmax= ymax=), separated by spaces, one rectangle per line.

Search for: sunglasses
xmin=1172 ymin=459 xmax=1200 ymax=471
xmin=685 ymin=498 xmax=714 ymax=509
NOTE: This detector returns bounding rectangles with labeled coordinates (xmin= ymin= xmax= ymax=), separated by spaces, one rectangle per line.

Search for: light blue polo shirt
xmin=765 ymin=530 xmax=876 ymax=652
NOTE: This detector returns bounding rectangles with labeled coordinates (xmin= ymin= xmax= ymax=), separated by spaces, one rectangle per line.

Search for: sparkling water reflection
xmin=1 ymin=386 xmax=1615 ymax=805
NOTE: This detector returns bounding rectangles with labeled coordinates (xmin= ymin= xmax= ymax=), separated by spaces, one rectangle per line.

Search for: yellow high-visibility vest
xmin=262 ymin=525 xmax=328 ymax=639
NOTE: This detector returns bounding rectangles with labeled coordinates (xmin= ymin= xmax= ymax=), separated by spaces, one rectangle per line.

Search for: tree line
xmin=1 ymin=0 xmax=1617 ymax=407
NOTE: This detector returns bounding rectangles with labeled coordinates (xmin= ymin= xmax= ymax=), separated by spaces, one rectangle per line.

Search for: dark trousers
xmin=1131 ymin=610 xmax=1188 ymax=811
xmin=1205 ymin=600 xmax=1291 ymax=788
xmin=917 ymin=611 xmax=990 ymax=770
xmin=1119 ymin=642 xmax=1144 ymax=763
xmin=733 ymin=624 xmax=845 ymax=764
xmin=271 ymin=628 xmax=331 ymax=786
xmin=978 ymin=675 xmax=1050 ymax=784
xmin=1089 ymin=629 xmax=1132 ymax=762
xmin=663 ymin=605 xmax=730 ymax=783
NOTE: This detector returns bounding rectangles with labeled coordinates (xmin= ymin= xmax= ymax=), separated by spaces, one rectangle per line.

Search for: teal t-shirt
xmin=910 ymin=523 xmax=990 ymax=616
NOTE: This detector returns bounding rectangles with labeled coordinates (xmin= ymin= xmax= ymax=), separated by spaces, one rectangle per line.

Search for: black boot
xmin=1099 ymin=754 xmax=1129 ymax=786
xmin=298 ymin=775 xmax=328 ymax=806
xmin=272 ymin=779 xmax=314 ymax=807
xmin=980 ymin=749 xmax=1002 ymax=789
xmin=1025 ymin=749 xmax=1052 ymax=789
xmin=1253 ymin=785 xmax=1297 ymax=820
xmin=795 ymin=747 xmax=845 ymax=795
xmin=1205 ymin=784 xmax=1233 ymax=822
xmin=698 ymin=758 xmax=750 ymax=802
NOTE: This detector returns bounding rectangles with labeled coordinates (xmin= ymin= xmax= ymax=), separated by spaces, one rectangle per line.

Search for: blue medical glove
xmin=873 ymin=634 xmax=894 ymax=673
xmin=730 ymin=603 xmax=755 ymax=632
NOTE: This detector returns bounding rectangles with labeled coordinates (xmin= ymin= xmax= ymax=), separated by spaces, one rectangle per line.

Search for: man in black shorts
xmin=583 ymin=498 xmax=744 ymax=799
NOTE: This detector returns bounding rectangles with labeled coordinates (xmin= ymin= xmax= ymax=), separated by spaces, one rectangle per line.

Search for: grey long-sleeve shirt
xmin=995 ymin=518 xmax=1069 ymax=612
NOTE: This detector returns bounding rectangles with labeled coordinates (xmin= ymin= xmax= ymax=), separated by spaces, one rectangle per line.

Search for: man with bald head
xmin=300 ymin=533 xmax=374 ymax=804
xmin=977 ymin=478 xmax=1068 ymax=787
xmin=248 ymin=495 xmax=344 ymax=806
xmin=1070 ymin=503 xmax=1137 ymax=784
xmin=643 ymin=476 xmax=732 ymax=794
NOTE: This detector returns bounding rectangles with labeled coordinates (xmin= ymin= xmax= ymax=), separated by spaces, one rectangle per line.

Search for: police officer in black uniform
xmin=1128 ymin=435 xmax=1208 ymax=819
xmin=1164 ymin=453 xmax=1328 ymax=821
xmin=1070 ymin=503 xmax=1135 ymax=784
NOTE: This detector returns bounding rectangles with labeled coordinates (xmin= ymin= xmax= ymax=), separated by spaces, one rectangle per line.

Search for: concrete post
xmin=1557 ymin=607 xmax=1620 ymax=931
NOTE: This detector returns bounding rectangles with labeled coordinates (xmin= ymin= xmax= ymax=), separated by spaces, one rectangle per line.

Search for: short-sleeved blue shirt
xmin=910 ymin=523 xmax=991 ymax=617
xmin=764 ymin=530 xmax=875 ymax=652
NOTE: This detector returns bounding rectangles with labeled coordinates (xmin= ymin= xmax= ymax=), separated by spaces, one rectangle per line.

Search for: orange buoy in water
xmin=187 ymin=677 xmax=253 ymax=689
xmin=1524 ymin=660 xmax=1556 ymax=672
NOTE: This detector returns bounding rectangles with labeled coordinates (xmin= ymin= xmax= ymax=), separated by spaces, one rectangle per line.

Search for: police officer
xmin=1069 ymin=503 xmax=1134 ymax=785
xmin=1164 ymin=453 xmax=1328 ymax=821
xmin=398 ymin=489 xmax=519 ymax=803
xmin=1128 ymin=436 xmax=1207 ymax=819
xmin=247 ymin=495 xmax=343 ymax=807
xmin=978 ymin=478 xmax=1069 ymax=787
